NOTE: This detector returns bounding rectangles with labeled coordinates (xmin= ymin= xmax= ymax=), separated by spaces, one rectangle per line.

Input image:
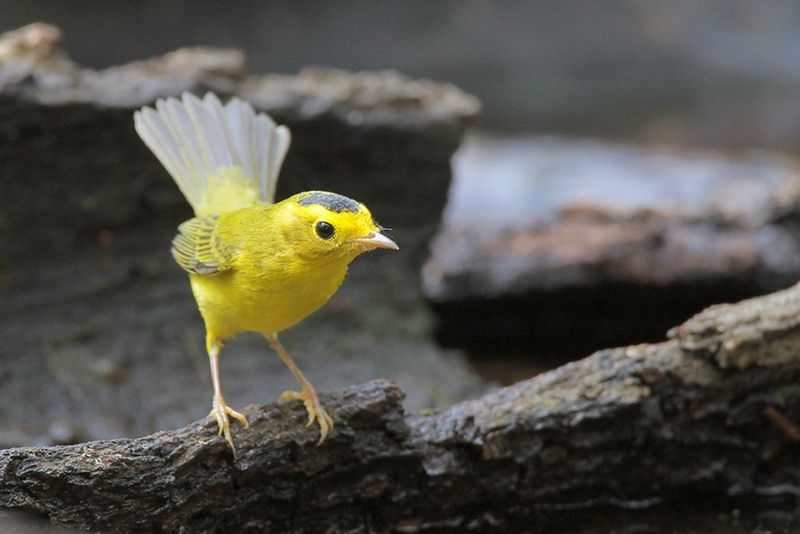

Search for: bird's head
xmin=282 ymin=191 xmax=398 ymax=263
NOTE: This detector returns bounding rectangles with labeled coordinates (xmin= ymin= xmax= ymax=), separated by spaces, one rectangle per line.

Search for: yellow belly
xmin=190 ymin=261 xmax=348 ymax=341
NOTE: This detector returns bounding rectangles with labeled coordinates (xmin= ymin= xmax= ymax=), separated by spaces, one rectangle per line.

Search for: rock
xmin=0 ymin=24 xmax=484 ymax=445
xmin=422 ymin=136 xmax=800 ymax=357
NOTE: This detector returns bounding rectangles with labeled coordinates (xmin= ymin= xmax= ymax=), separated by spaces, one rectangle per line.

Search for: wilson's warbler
xmin=134 ymin=93 xmax=398 ymax=455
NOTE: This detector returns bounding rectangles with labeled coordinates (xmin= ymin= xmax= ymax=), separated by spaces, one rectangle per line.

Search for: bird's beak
xmin=356 ymin=230 xmax=399 ymax=250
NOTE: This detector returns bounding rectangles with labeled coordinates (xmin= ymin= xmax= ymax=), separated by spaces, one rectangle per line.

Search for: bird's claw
xmin=209 ymin=396 xmax=249 ymax=456
xmin=279 ymin=387 xmax=333 ymax=444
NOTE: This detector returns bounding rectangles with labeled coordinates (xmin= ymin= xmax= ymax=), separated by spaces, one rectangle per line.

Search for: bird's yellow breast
xmin=190 ymin=255 xmax=349 ymax=341
xmin=187 ymin=203 xmax=354 ymax=341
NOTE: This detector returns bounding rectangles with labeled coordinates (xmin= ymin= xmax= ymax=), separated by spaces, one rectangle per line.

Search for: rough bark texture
xmin=4 ymin=282 xmax=800 ymax=532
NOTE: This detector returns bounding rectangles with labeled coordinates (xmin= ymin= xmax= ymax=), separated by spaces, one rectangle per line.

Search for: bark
xmin=4 ymin=283 xmax=800 ymax=532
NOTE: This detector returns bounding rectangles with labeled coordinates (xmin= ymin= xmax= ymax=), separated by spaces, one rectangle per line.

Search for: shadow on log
xmin=3 ymin=282 xmax=800 ymax=532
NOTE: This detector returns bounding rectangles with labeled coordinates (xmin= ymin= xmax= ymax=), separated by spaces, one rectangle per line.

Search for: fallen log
xmin=3 ymin=283 xmax=800 ymax=532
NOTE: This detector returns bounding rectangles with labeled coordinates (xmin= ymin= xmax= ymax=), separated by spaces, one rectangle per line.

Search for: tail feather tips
xmin=134 ymin=92 xmax=291 ymax=216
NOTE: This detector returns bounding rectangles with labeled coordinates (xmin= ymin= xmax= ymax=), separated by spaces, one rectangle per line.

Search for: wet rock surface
xmin=423 ymin=136 xmax=800 ymax=357
xmin=0 ymin=24 xmax=484 ymax=447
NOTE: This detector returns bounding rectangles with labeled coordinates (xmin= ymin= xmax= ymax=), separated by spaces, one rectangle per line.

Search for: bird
xmin=133 ymin=92 xmax=398 ymax=455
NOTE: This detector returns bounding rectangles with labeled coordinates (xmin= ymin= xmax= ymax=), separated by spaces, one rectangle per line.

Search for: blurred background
xmin=0 ymin=0 xmax=800 ymax=422
xmin=4 ymin=1 xmax=800 ymax=531
xmin=2 ymin=0 xmax=800 ymax=145
xmin=3 ymin=0 xmax=800 ymax=438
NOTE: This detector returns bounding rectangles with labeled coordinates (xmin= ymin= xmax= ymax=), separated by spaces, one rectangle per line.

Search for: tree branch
xmin=4 ymin=284 xmax=800 ymax=531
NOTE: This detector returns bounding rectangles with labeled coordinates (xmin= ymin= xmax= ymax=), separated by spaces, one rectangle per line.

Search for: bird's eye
xmin=315 ymin=221 xmax=335 ymax=239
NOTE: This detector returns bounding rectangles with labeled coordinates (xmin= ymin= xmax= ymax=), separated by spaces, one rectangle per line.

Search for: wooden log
xmin=3 ymin=283 xmax=800 ymax=532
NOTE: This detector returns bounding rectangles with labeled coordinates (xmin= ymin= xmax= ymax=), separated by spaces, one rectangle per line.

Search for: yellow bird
xmin=134 ymin=93 xmax=398 ymax=455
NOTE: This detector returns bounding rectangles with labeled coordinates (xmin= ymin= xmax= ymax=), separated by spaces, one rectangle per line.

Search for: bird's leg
xmin=266 ymin=334 xmax=333 ymax=445
xmin=207 ymin=339 xmax=249 ymax=456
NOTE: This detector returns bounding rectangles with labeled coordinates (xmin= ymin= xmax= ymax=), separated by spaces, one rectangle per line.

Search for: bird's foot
xmin=208 ymin=396 xmax=249 ymax=456
xmin=279 ymin=386 xmax=333 ymax=444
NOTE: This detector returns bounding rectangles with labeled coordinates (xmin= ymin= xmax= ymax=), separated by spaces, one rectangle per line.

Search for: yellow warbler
xmin=134 ymin=93 xmax=398 ymax=455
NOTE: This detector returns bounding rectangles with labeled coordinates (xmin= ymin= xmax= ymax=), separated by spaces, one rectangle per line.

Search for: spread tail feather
xmin=134 ymin=92 xmax=291 ymax=216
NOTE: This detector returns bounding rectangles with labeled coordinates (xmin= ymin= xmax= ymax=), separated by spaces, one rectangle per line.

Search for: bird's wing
xmin=134 ymin=92 xmax=291 ymax=217
xmin=171 ymin=217 xmax=235 ymax=275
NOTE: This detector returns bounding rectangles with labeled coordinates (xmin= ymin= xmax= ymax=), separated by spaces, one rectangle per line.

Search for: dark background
xmin=3 ymin=0 xmax=800 ymax=147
